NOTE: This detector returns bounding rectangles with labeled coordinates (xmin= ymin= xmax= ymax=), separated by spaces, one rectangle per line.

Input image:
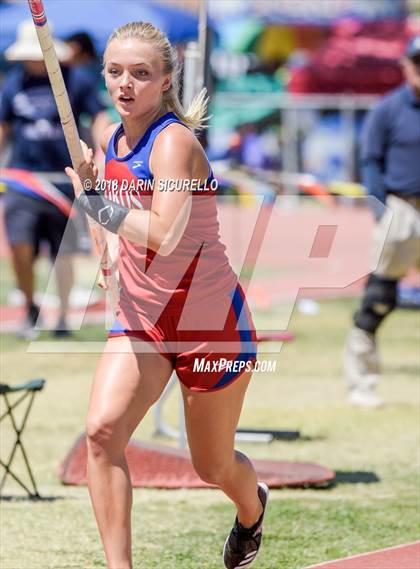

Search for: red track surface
xmin=218 ymin=203 xmax=419 ymax=304
xmin=305 ymin=541 xmax=420 ymax=569
xmin=1 ymin=202 xmax=418 ymax=332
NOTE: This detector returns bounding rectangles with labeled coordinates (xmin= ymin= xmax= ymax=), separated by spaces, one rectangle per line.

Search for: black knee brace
xmin=354 ymin=274 xmax=397 ymax=334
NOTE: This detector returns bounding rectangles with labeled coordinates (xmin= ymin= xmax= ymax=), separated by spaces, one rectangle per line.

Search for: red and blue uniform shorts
xmin=109 ymin=285 xmax=257 ymax=392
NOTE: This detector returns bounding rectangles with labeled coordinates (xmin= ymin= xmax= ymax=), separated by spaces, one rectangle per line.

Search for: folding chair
xmin=0 ymin=379 xmax=46 ymax=498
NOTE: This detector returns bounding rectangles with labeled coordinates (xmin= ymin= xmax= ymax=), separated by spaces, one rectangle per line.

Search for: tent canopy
xmin=0 ymin=0 xmax=198 ymax=55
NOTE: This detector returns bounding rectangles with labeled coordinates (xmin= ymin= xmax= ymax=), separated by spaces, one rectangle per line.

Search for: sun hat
xmin=5 ymin=20 xmax=71 ymax=62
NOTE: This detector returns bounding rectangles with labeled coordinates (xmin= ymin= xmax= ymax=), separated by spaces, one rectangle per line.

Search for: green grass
xmin=1 ymin=298 xmax=419 ymax=568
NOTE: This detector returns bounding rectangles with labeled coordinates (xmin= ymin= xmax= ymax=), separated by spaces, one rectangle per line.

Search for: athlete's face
xmin=104 ymin=39 xmax=171 ymax=118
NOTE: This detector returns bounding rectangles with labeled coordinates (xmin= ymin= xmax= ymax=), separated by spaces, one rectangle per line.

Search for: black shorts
xmin=3 ymin=190 xmax=78 ymax=258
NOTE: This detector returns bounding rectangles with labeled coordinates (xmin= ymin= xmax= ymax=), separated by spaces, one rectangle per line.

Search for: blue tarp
xmin=0 ymin=0 xmax=198 ymax=55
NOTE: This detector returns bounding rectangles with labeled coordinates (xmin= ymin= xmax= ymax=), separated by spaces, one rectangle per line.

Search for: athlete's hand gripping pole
xmin=26 ymin=0 xmax=119 ymax=314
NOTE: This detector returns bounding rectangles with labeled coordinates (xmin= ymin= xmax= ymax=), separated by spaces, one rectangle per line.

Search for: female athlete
xmin=65 ymin=22 xmax=269 ymax=569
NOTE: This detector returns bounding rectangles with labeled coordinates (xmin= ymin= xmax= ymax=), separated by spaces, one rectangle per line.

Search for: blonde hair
xmin=104 ymin=21 xmax=208 ymax=130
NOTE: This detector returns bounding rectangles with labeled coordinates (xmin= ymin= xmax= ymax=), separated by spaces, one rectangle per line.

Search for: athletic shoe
xmin=16 ymin=304 xmax=41 ymax=340
xmin=53 ymin=316 xmax=72 ymax=339
xmin=344 ymin=326 xmax=383 ymax=406
xmin=223 ymin=482 xmax=269 ymax=569
xmin=344 ymin=327 xmax=380 ymax=384
xmin=348 ymin=387 xmax=384 ymax=408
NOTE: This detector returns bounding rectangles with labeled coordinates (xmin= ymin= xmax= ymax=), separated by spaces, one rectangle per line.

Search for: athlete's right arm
xmin=117 ymin=123 xmax=197 ymax=255
xmin=67 ymin=126 xmax=198 ymax=254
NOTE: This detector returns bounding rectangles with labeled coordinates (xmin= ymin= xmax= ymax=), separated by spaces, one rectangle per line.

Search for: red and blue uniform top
xmin=104 ymin=111 xmax=239 ymax=323
xmin=105 ymin=112 xmax=257 ymax=391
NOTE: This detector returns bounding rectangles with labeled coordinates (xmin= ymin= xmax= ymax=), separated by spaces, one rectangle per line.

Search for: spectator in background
xmin=228 ymin=124 xmax=270 ymax=169
xmin=64 ymin=31 xmax=113 ymax=145
xmin=65 ymin=32 xmax=99 ymax=69
xmin=0 ymin=20 xmax=110 ymax=338
xmin=66 ymin=31 xmax=122 ymax=137
xmin=344 ymin=36 xmax=420 ymax=407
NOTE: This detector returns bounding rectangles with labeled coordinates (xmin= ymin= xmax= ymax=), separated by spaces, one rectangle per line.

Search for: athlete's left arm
xmin=118 ymin=123 xmax=196 ymax=254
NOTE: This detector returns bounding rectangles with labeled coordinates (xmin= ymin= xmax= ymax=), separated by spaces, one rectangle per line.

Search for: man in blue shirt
xmin=344 ymin=36 xmax=420 ymax=407
xmin=0 ymin=20 xmax=109 ymax=338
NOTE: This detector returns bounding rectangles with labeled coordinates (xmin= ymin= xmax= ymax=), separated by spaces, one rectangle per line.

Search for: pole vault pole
xmin=26 ymin=0 xmax=119 ymax=315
